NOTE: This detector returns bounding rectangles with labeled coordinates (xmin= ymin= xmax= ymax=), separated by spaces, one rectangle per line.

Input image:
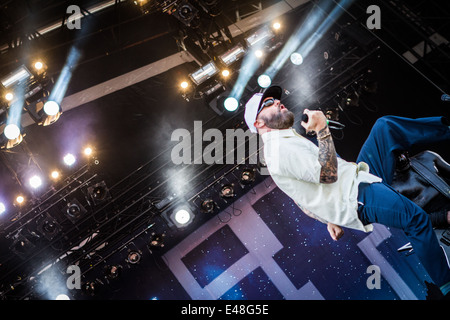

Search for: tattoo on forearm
xmin=317 ymin=126 xmax=338 ymax=183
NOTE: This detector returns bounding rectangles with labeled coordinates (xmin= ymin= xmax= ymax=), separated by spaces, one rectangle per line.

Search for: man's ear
xmin=254 ymin=118 xmax=265 ymax=129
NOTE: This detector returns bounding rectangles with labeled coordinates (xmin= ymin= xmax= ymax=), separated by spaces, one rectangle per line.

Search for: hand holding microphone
xmin=301 ymin=109 xmax=345 ymax=130
xmin=301 ymin=109 xmax=329 ymax=133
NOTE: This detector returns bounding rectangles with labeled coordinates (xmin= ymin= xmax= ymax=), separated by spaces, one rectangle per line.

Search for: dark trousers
xmin=356 ymin=116 xmax=450 ymax=289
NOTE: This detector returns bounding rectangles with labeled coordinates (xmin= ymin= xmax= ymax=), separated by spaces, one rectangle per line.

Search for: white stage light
xmin=174 ymin=209 xmax=191 ymax=225
xmin=0 ymin=202 xmax=5 ymax=214
xmin=4 ymin=123 xmax=21 ymax=140
xmin=290 ymin=52 xmax=304 ymax=65
xmin=43 ymin=100 xmax=60 ymax=116
xmin=63 ymin=153 xmax=76 ymax=166
xmin=29 ymin=175 xmax=43 ymax=189
xmin=257 ymin=74 xmax=272 ymax=88
xmin=189 ymin=61 xmax=219 ymax=86
xmin=224 ymin=97 xmax=239 ymax=112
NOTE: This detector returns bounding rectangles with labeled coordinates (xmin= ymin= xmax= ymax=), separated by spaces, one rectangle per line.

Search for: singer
xmin=244 ymin=85 xmax=450 ymax=299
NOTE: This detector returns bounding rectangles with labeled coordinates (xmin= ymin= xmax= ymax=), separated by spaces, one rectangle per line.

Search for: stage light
xmin=166 ymin=206 xmax=195 ymax=229
xmin=240 ymin=168 xmax=256 ymax=185
xmin=127 ymin=250 xmax=141 ymax=264
xmin=34 ymin=61 xmax=43 ymax=71
xmin=84 ymin=147 xmax=93 ymax=156
xmin=200 ymin=199 xmax=215 ymax=214
xmin=220 ymin=184 xmax=234 ymax=198
xmin=273 ymin=22 xmax=281 ymax=30
xmin=4 ymin=123 xmax=21 ymax=140
xmin=43 ymin=100 xmax=60 ymax=116
xmin=148 ymin=232 xmax=165 ymax=250
xmin=0 ymin=202 xmax=5 ymax=214
xmin=219 ymin=43 xmax=246 ymax=66
xmin=55 ymin=294 xmax=70 ymax=300
xmin=257 ymin=74 xmax=271 ymax=88
xmin=29 ymin=175 xmax=43 ymax=189
xmin=254 ymin=50 xmax=264 ymax=58
xmin=5 ymin=92 xmax=13 ymax=101
xmin=105 ymin=265 xmax=122 ymax=280
xmin=180 ymin=81 xmax=189 ymax=89
xmin=16 ymin=195 xmax=24 ymax=204
xmin=290 ymin=52 xmax=303 ymax=65
xmin=87 ymin=181 xmax=111 ymax=205
xmin=64 ymin=199 xmax=87 ymax=223
xmin=221 ymin=69 xmax=230 ymax=77
xmin=63 ymin=153 xmax=76 ymax=166
xmin=245 ymin=27 xmax=275 ymax=48
xmin=174 ymin=209 xmax=191 ymax=225
xmin=36 ymin=214 xmax=61 ymax=240
xmin=189 ymin=61 xmax=219 ymax=86
xmin=51 ymin=170 xmax=60 ymax=179
xmin=0 ymin=65 xmax=32 ymax=88
xmin=224 ymin=97 xmax=239 ymax=112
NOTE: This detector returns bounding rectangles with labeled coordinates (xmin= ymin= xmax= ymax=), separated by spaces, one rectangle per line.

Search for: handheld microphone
xmin=301 ymin=113 xmax=345 ymax=129
xmin=441 ymin=94 xmax=450 ymax=102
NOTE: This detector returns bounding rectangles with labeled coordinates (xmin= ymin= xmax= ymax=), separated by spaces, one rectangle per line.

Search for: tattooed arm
xmin=301 ymin=109 xmax=338 ymax=184
xmin=317 ymin=125 xmax=338 ymax=183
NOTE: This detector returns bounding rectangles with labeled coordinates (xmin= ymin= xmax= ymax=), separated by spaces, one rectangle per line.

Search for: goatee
xmin=260 ymin=110 xmax=295 ymax=130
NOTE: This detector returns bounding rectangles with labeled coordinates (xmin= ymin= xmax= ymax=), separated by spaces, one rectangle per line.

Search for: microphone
xmin=301 ymin=113 xmax=345 ymax=129
xmin=441 ymin=94 xmax=450 ymax=102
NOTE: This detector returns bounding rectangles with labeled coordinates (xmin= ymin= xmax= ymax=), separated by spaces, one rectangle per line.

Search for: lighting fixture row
xmin=0 ymin=147 xmax=95 ymax=215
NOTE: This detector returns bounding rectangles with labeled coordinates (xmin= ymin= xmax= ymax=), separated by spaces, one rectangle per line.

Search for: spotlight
xmin=174 ymin=209 xmax=191 ymax=225
xmin=104 ymin=265 xmax=122 ymax=280
xmin=223 ymin=97 xmax=239 ymax=112
xmin=272 ymin=22 xmax=281 ymax=30
xmin=290 ymin=52 xmax=303 ymax=65
xmin=148 ymin=232 xmax=165 ymax=250
xmin=0 ymin=65 xmax=32 ymax=88
xmin=165 ymin=206 xmax=195 ymax=229
xmin=200 ymin=199 xmax=215 ymax=214
xmin=0 ymin=202 xmax=5 ymax=214
xmin=55 ymin=294 xmax=70 ymax=300
xmin=24 ymin=99 xmax=61 ymax=126
xmin=84 ymin=147 xmax=93 ymax=156
xmin=29 ymin=175 xmax=43 ymax=189
xmin=126 ymin=250 xmax=142 ymax=265
xmin=10 ymin=229 xmax=38 ymax=259
xmin=64 ymin=199 xmax=87 ymax=223
xmin=180 ymin=81 xmax=189 ymax=89
xmin=36 ymin=214 xmax=61 ymax=240
xmin=221 ymin=69 xmax=230 ymax=78
xmin=189 ymin=61 xmax=219 ymax=86
xmin=257 ymin=74 xmax=271 ymax=88
xmin=87 ymin=181 xmax=111 ymax=205
xmin=254 ymin=49 xmax=264 ymax=58
xmin=245 ymin=27 xmax=275 ymax=48
xmin=240 ymin=168 xmax=256 ymax=185
xmin=50 ymin=170 xmax=60 ymax=179
xmin=16 ymin=195 xmax=25 ymax=205
xmin=5 ymin=92 xmax=13 ymax=101
xmin=63 ymin=153 xmax=76 ymax=166
xmin=220 ymin=184 xmax=234 ymax=198
xmin=219 ymin=43 xmax=246 ymax=66
xmin=4 ymin=123 xmax=21 ymax=140
xmin=43 ymin=100 xmax=60 ymax=116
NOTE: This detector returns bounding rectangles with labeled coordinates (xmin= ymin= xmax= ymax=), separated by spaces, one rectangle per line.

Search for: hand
xmin=327 ymin=223 xmax=344 ymax=241
xmin=301 ymin=109 xmax=328 ymax=133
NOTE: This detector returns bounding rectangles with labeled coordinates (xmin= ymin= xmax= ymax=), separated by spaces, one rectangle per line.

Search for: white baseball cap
xmin=244 ymin=86 xmax=283 ymax=133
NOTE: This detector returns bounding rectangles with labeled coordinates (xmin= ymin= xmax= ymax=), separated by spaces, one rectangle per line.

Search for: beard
xmin=260 ymin=109 xmax=295 ymax=130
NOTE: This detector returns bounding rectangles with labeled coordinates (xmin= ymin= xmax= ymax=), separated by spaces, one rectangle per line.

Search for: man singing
xmin=244 ymin=85 xmax=450 ymax=299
